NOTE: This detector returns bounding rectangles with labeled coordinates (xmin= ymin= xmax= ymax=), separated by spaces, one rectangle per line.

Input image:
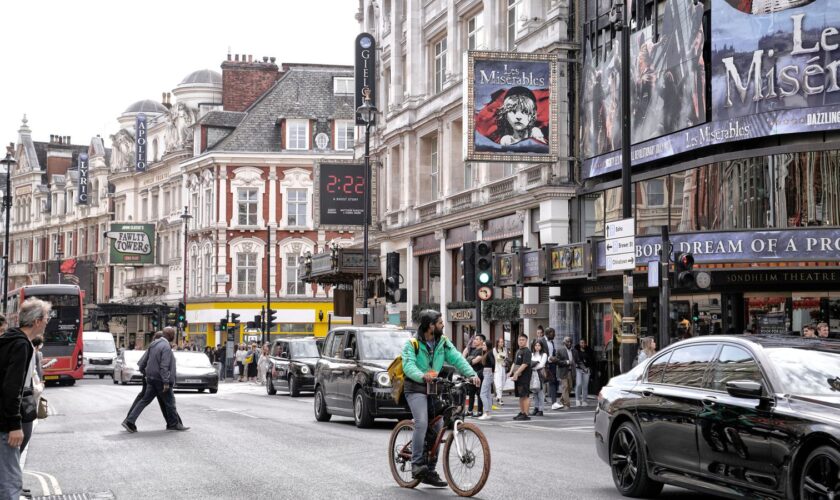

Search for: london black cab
xmin=313 ymin=326 xmax=413 ymax=428
xmin=266 ymin=337 xmax=320 ymax=397
xmin=595 ymin=335 xmax=840 ymax=499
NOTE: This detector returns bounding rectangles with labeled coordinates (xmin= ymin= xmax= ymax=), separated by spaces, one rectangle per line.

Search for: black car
xmin=313 ymin=326 xmax=413 ymax=428
xmin=266 ymin=338 xmax=320 ymax=397
xmin=595 ymin=335 xmax=840 ymax=499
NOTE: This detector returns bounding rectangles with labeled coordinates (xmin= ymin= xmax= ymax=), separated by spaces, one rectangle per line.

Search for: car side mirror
xmin=280 ymin=352 xmax=289 ymax=359
xmin=726 ymin=380 xmax=764 ymax=399
xmin=343 ymin=348 xmax=355 ymax=359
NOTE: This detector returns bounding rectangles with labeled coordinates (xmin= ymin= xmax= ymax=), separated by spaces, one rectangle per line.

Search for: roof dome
xmin=123 ymin=99 xmax=168 ymax=114
xmin=180 ymin=69 xmax=222 ymax=85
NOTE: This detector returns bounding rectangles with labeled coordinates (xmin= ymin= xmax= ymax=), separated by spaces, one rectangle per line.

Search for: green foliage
xmin=484 ymin=298 xmax=522 ymax=323
xmin=446 ymin=301 xmax=476 ymax=310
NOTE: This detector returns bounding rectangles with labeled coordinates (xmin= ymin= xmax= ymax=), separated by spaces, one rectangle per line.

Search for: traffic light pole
xmin=618 ymin=4 xmax=637 ymax=374
xmin=659 ymin=226 xmax=671 ymax=350
xmin=266 ymin=224 xmax=271 ymax=345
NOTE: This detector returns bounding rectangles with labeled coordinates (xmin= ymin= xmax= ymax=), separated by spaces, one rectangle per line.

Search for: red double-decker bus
xmin=7 ymin=284 xmax=84 ymax=385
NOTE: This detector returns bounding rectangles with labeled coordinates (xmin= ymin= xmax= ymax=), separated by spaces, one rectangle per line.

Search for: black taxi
xmin=266 ymin=337 xmax=320 ymax=397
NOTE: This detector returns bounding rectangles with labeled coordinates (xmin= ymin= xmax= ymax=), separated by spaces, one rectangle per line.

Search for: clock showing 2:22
xmin=325 ymin=175 xmax=365 ymax=195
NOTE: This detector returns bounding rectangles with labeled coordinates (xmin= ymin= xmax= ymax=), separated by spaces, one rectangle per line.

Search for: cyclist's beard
xmin=433 ymin=325 xmax=444 ymax=339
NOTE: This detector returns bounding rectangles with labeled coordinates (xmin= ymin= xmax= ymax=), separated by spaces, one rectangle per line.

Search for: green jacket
xmin=402 ymin=334 xmax=476 ymax=386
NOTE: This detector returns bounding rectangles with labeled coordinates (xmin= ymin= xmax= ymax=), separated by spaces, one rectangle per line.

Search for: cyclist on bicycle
xmin=402 ymin=309 xmax=480 ymax=487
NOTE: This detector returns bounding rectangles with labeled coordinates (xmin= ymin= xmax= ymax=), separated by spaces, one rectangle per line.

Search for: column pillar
xmin=407 ymin=240 xmax=418 ymax=326
xmin=521 ymin=209 xmax=539 ymax=338
xmin=437 ymin=229 xmax=451 ymax=338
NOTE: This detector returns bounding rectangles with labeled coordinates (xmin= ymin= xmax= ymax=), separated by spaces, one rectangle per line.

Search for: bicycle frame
xmin=397 ymin=380 xmax=468 ymax=463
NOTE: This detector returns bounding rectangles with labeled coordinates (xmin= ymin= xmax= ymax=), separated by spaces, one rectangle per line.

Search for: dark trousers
xmin=126 ymin=378 xmax=179 ymax=427
xmin=467 ymin=371 xmax=484 ymax=414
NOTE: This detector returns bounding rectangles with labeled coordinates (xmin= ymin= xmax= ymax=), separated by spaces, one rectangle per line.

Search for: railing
xmin=416 ymin=200 xmax=440 ymax=221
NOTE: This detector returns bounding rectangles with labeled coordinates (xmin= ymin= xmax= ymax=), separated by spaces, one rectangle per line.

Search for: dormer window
xmin=286 ymin=119 xmax=309 ymax=150
xmin=333 ymin=77 xmax=353 ymax=95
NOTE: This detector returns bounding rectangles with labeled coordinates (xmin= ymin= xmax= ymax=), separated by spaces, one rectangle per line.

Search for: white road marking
xmin=41 ymin=471 xmax=63 ymax=494
xmin=24 ymin=471 xmax=51 ymax=496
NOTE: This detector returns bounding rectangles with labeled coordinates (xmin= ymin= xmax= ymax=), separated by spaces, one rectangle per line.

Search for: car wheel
xmin=610 ymin=421 xmax=663 ymax=498
xmin=353 ymin=389 xmax=374 ymax=429
xmin=314 ymin=386 xmax=331 ymax=422
xmin=289 ymin=376 xmax=300 ymax=397
xmin=99 ymin=374 xmax=105 ymax=379
xmin=198 ymin=388 xmax=206 ymax=393
xmin=66 ymin=379 xmax=76 ymax=386
xmin=800 ymin=445 xmax=840 ymax=499
xmin=267 ymin=377 xmax=277 ymax=396
xmin=113 ymin=375 xmax=119 ymax=385
xmin=209 ymin=387 xmax=218 ymax=394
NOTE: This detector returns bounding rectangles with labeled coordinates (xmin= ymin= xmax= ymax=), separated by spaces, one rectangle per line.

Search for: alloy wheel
xmin=802 ymin=447 xmax=840 ymax=499
xmin=611 ymin=427 xmax=639 ymax=490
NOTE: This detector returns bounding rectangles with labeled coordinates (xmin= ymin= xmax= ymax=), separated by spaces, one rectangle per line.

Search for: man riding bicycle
xmin=402 ymin=310 xmax=480 ymax=487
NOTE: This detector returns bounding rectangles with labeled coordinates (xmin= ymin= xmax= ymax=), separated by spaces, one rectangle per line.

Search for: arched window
xmin=152 ymin=138 xmax=159 ymax=162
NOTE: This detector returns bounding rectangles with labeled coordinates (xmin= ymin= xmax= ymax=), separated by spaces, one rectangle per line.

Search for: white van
xmin=82 ymin=331 xmax=117 ymax=379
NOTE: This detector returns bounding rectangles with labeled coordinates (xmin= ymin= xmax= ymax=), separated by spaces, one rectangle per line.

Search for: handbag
xmin=529 ymin=370 xmax=541 ymax=391
xmin=21 ymin=389 xmax=37 ymax=423
xmin=37 ymin=397 xmax=49 ymax=419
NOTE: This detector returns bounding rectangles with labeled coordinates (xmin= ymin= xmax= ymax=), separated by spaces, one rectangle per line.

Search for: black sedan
xmin=266 ymin=337 xmax=319 ymax=397
xmin=595 ymin=335 xmax=840 ymax=499
xmin=173 ymin=351 xmax=219 ymax=393
xmin=313 ymin=326 xmax=413 ymax=428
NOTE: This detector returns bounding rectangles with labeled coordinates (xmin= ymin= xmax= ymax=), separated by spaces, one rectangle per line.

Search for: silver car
xmin=113 ymin=350 xmax=145 ymax=385
xmin=173 ymin=351 xmax=219 ymax=394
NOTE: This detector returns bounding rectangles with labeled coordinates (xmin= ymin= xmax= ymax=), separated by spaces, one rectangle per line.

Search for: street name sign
xmin=605 ymin=218 xmax=635 ymax=271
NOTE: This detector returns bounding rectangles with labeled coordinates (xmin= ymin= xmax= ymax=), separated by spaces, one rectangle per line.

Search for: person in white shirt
xmin=530 ymin=340 xmax=548 ymax=416
xmin=492 ymin=338 xmax=508 ymax=406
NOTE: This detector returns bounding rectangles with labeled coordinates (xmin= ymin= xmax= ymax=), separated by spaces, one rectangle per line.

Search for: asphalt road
xmin=22 ymin=377 xmax=716 ymax=500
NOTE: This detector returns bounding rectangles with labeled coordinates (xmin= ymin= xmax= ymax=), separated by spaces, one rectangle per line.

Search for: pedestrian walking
xmin=247 ymin=343 xmax=258 ymax=383
xmin=20 ymin=337 xmax=47 ymax=456
xmin=235 ymin=344 xmax=247 ymax=381
xmin=124 ymin=331 xmax=183 ymax=429
xmin=464 ymin=335 xmax=486 ymax=417
xmin=122 ymin=327 xmax=188 ymax=432
xmin=573 ymin=338 xmax=595 ymax=407
xmin=552 ymin=336 xmax=575 ymax=410
xmin=530 ymin=339 xmax=547 ymax=416
xmin=492 ymin=338 xmax=507 ymax=406
xmin=257 ymin=344 xmax=270 ymax=384
xmin=477 ymin=338 xmax=495 ymax=420
xmin=0 ymin=298 xmax=50 ymax=499
xmin=544 ymin=327 xmax=559 ymax=407
xmin=509 ymin=333 xmax=533 ymax=421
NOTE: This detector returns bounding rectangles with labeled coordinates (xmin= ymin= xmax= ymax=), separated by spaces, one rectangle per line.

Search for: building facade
xmin=359 ymin=0 xmax=578 ymax=349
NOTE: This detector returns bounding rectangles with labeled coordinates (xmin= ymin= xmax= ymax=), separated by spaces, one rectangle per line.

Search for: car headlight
xmin=299 ymin=365 xmax=311 ymax=375
xmin=376 ymin=372 xmax=391 ymax=387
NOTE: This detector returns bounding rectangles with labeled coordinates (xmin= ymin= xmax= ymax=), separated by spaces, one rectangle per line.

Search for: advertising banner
xmin=355 ymin=33 xmax=376 ymax=125
xmin=313 ymin=161 xmax=375 ymax=229
xmin=581 ymin=0 xmax=705 ymax=161
xmin=46 ymin=259 xmax=95 ymax=304
xmin=465 ymin=51 xmax=558 ymax=163
xmin=107 ymin=223 xmax=155 ymax=265
xmin=135 ymin=113 xmax=147 ymax=172
xmin=77 ymin=153 xmax=89 ymax=205
xmin=595 ymin=227 xmax=840 ymax=269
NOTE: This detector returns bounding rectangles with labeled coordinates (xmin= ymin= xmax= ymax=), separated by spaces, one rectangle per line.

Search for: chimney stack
xmin=221 ymin=51 xmax=281 ymax=112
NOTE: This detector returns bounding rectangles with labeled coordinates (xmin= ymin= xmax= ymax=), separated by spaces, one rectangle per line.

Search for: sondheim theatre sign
xmin=596 ymin=228 xmax=840 ymax=269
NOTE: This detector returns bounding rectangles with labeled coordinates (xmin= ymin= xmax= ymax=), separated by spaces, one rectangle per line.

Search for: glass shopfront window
xmin=587 ymin=150 xmax=840 ymax=235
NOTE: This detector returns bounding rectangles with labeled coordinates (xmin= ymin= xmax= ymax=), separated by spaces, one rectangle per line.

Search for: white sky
xmin=1 ymin=0 xmax=360 ymax=150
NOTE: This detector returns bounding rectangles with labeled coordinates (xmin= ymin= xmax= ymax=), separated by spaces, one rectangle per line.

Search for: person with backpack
xmin=401 ymin=310 xmax=480 ymax=487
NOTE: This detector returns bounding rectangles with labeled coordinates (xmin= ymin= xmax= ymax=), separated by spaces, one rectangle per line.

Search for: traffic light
xmin=166 ymin=307 xmax=178 ymax=326
xmin=151 ymin=313 xmax=160 ymax=329
xmin=266 ymin=308 xmax=277 ymax=333
xmin=230 ymin=312 xmax=241 ymax=326
xmin=675 ymin=252 xmax=696 ymax=289
xmin=475 ymin=241 xmax=493 ymax=288
xmin=692 ymin=303 xmax=700 ymax=323
xmin=177 ymin=302 xmax=187 ymax=322
xmin=461 ymin=242 xmax=476 ymax=302
xmin=386 ymin=252 xmax=400 ymax=303
xmin=253 ymin=314 xmax=262 ymax=330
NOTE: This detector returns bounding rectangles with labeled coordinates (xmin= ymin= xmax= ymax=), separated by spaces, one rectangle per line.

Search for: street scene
xmin=2 ymin=0 xmax=840 ymax=499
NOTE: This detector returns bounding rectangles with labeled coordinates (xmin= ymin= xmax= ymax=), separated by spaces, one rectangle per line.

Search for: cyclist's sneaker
xmin=422 ymin=471 xmax=448 ymax=488
xmin=411 ymin=463 xmax=429 ymax=479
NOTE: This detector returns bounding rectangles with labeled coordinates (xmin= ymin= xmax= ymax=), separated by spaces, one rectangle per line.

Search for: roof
xmin=197 ymin=110 xmax=246 ymax=128
xmin=124 ymin=99 xmax=168 ymax=114
xmin=212 ymin=65 xmax=354 ymax=152
xmin=674 ymin=334 xmax=840 ymax=352
xmin=180 ymin=69 xmax=222 ymax=85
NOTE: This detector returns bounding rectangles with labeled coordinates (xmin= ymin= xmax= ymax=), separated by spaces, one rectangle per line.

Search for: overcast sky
xmin=1 ymin=0 xmax=360 ymax=150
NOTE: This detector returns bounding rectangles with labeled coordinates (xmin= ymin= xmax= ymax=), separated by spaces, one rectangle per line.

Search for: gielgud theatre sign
xmin=595 ymin=228 xmax=840 ymax=269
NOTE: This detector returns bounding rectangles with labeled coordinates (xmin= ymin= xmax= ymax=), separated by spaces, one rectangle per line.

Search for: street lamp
xmin=180 ymin=205 xmax=192 ymax=343
xmin=356 ymin=96 xmax=377 ymax=325
xmin=0 ymin=152 xmax=16 ymax=313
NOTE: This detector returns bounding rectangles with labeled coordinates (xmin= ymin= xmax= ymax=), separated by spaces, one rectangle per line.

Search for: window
xmin=236 ymin=253 xmax=257 ymax=295
xmin=141 ymin=197 xmax=148 ymax=221
xmin=708 ymin=346 xmax=762 ymax=392
xmin=204 ymin=188 xmax=213 ymax=225
xmin=662 ymin=344 xmax=718 ymax=388
xmin=507 ymin=0 xmax=521 ymax=50
xmin=465 ymin=162 xmax=474 ymax=190
xmin=645 ymin=179 xmax=665 ymax=207
xmin=430 ymin=136 xmax=439 ymax=200
xmin=325 ymin=331 xmax=346 ymax=358
xmin=503 ymin=163 xmax=515 ymax=177
xmin=191 ymin=192 xmax=200 ymax=227
xmin=433 ymin=37 xmax=447 ymax=94
xmin=333 ymin=77 xmax=353 ymax=95
xmin=467 ymin=12 xmax=484 ymax=50
xmin=336 ymin=121 xmax=354 ymax=151
xmin=286 ymin=120 xmax=309 ymax=150
xmin=203 ymin=249 xmax=213 ymax=296
xmin=237 ymin=189 xmax=258 ymax=226
xmin=285 ymin=252 xmax=306 ymax=295
xmin=286 ymin=189 xmax=308 ymax=227
xmin=151 ymin=194 xmax=159 ymax=219
xmin=190 ymin=254 xmax=198 ymax=295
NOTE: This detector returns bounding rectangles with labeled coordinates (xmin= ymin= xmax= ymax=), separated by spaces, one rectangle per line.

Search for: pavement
xmin=21 ymin=377 xmax=717 ymax=499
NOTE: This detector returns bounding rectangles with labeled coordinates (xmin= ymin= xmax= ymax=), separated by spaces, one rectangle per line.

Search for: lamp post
xmin=613 ymin=1 xmax=637 ymax=373
xmin=180 ymin=205 xmax=192 ymax=343
xmin=356 ymin=96 xmax=377 ymax=325
xmin=1 ymin=152 xmax=16 ymax=313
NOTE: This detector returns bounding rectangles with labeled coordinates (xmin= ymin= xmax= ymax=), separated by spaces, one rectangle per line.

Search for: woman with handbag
xmin=492 ymin=338 xmax=508 ymax=406
xmin=529 ymin=339 xmax=548 ymax=416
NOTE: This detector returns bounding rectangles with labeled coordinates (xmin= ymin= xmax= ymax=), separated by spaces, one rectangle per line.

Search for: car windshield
xmin=291 ymin=341 xmax=319 ymax=358
xmin=766 ymin=347 xmax=840 ymax=397
xmin=174 ymin=352 xmax=212 ymax=368
xmin=124 ymin=351 xmax=145 ymax=364
xmin=84 ymin=340 xmax=115 ymax=353
xmin=358 ymin=330 xmax=411 ymax=360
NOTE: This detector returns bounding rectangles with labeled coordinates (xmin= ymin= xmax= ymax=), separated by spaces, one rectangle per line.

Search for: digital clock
xmin=316 ymin=162 xmax=369 ymax=227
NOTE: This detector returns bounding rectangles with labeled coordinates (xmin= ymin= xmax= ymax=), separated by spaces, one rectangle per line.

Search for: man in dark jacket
xmin=123 ymin=327 xmax=188 ymax=432
xmin=0 ymin=298 xmax=50 ymax=499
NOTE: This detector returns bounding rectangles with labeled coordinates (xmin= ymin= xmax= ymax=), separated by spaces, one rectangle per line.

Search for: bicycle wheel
xmin=388 ymin=420 xmax=421 ymax=489
xmin=442 ymin=422 xmax=491 ymax=497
